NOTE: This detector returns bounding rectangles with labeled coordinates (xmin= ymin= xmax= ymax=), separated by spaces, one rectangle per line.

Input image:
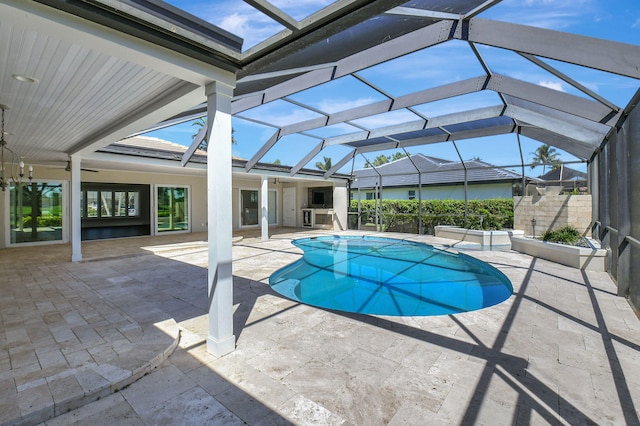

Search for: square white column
xmin=261 ymin=175 xmax=269 ymax=241
xmin=206 ymin=81 xmax=235 ymax=357
xmin=70 ymin=154 xmax=82 ymax=262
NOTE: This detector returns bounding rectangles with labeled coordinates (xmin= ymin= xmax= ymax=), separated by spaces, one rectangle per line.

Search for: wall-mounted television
xmin=308 ymin=186 xmax=333 ymax=208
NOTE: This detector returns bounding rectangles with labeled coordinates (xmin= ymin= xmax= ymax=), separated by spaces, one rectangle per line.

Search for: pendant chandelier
xmin=0 ymin=105 xmax=33 ymax=191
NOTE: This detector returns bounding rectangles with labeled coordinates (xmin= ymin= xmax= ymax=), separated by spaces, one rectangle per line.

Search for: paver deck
xmin=1 ymin=229 xmax=639 ymax=425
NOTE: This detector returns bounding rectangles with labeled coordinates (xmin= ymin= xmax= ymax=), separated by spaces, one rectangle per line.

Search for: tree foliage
xmin=315 ymin=156 xmax=332 ymax=171
xmin=191 ymin=117 xmax=237 ymax=151
xmin=530 ymin=144 xmax=561 ymax=175
xmin=364 ymin=152 xmax=407 ymax=168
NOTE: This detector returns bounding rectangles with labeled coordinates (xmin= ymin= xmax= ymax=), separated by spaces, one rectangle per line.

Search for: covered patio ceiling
xmin=1 ymin=0 xmax=639 ymax=178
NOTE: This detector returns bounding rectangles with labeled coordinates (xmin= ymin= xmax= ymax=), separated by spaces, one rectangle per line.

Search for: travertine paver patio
xmin=1 ymin=229 xmax=639 ymax=425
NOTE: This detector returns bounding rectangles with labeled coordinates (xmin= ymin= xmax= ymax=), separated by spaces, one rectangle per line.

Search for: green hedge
xmin=22 ymin=215 xmax=63 ymax=227
xmin=350 ymin=199 xmax=514 ymax=233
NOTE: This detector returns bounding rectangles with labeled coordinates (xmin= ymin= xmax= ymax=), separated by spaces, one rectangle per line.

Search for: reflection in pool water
xmin=269 ymin=236 xmax=513 ymax=316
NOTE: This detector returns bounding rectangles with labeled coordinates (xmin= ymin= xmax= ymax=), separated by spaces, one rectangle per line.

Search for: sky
xmin=146 ymin=0 xmax=640 ymax=177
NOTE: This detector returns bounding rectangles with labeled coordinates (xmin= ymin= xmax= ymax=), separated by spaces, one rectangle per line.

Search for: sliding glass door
xmin=240 ymin=189 xmax=277 ymax=226
xmin=157 ymin=186 xmax=189 ymax=232
xmin=9 ymin=182 xmax=64 ymax=244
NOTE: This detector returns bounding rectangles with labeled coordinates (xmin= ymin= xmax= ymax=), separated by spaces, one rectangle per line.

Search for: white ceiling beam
xmin=4 ymin=1 xmax=236 ymax=85
xmin=70 ymin=81 xmax=204 ymax=156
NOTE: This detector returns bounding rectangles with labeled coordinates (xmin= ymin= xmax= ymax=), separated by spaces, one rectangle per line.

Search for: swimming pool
xmin=269 ymin=236 xmax=513 ymax=316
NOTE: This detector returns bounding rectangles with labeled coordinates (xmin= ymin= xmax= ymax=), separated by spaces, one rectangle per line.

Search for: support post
xmin=206 ymin=81 xmax=235 ymax=357
xmin=70 ymin=154 xmax=82 ymax=262
xmin=418 ymin=172 xmax=423 ymax=234
xmin=261 ymin=175 xmax=269 ymax=241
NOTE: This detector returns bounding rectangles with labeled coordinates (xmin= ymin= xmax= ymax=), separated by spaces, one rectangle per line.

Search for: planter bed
xmin=434 ymin=226 xmax=524 ymax=250
xmin=510 ymin=236 xmax=607 ymax=271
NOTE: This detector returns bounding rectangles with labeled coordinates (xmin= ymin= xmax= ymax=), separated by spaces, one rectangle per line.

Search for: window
xmin=408 ymin=190 xmax=416 ymax=200
xmin=268 ymin=190 xmax=277 ymax=224
xmin=82 ymin=189 xmax=140 ymax=219
xmin=10 ymin=182 xmax=64 ymax=244
xmin=157 ymin=186 xmax=189 ymax=232
xmin=241 ymin=189 xmax=258 ymax=226
xmin=366 ymin=192 xmax=374 ymax=200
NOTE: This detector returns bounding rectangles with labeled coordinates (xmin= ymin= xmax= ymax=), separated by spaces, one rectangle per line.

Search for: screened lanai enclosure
xmin=1 ymin=0 xmax=639 ymax=346
xmin=145 ymin=0 xmax=640 ymax=311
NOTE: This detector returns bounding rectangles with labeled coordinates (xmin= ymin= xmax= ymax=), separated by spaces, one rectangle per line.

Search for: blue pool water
xmin=269 ymin=236 xmax=513 ymax=316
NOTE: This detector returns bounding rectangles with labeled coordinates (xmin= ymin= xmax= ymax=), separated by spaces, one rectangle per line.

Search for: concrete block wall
xmin=513 ymin=195 xmax=592 ymax=237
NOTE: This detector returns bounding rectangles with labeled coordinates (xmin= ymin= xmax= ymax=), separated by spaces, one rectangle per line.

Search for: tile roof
xmin=351 ymin=154 xmax=524 ymax=189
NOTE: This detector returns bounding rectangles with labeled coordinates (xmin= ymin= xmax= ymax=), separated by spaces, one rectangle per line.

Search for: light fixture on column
xmin=0 ymin=105 xmax=33 ymax=191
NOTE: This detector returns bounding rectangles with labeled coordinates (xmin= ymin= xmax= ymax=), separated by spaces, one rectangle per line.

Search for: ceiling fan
xmin=65 ymin=161 xmax=99 ymax=173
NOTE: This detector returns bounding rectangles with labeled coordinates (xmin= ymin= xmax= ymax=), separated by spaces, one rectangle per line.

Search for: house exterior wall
xmin=357 ymin=182 xmax=513 ymax=201
xmin=1 ymin=165 xmax=348 ymax=248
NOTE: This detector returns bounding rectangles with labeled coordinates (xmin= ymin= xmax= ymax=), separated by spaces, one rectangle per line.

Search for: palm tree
xmin=530 ymin=144 xmax=561 ymax=175
xmin=315 ymin=156 xmax=332 ymax=171
xmin=364 ymin=154 xmax=392 ymax=168
xmin=391 ymin=152 xmax=407 ymax=161
xmin=191 ymin=117 xmax=237 ymax=151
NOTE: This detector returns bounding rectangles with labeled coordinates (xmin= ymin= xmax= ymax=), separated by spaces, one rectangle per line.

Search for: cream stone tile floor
xmin=1 ymin=229 xmax=639 ymax=425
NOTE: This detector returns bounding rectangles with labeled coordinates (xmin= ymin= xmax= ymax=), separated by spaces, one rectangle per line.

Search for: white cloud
xmin=538 ymin=80 xmax=565 ymax=92
xmin=316 ymin=97 xmax=378 ymax=113
xmin=486 ymin=0 xmax=597 ymax=30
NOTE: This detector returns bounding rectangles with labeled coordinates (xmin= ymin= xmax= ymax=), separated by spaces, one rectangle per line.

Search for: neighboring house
xmin=351 ymin=154 xmax=529 ymax=201
xmin=537 ymin=166 xmax=588 ymax=193
xmin=1 ymin=136 xmax=349 ymax=247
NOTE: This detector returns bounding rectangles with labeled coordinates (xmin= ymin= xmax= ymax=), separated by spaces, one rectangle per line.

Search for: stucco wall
xmin=1 ymin=164 xmax=348 ymax=247
xmin=513 ymin=195 xmax=592 ymax=237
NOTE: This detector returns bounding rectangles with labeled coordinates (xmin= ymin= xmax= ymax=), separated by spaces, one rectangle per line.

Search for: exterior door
xmin=283 ymin=187 xmax=296 ymax=227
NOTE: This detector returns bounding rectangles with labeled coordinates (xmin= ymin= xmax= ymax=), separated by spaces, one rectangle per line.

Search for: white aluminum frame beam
xmin=519 ymin=127 xmax=594 ymax=160
xmin=239 ymin=0 xmax=410 ymax=73
xmin=182 ymin=123 xmax=207 ymax=166
xmin=487 ymin=74 xmax=618 ymax=125
xmin=386 ymin=6 xmax=461 ymax=20
xmin=518 ymin=53 xmax=621 ymax=112
xmin=233 ymin=20 xmax=455 ymax=113
xmin=464 ymin=18 xmax=640 ymax=79
xmin=504 ymin=105 xmax=606 ymax=146
xmin=324 ymin=149 xmax=356 ymax=178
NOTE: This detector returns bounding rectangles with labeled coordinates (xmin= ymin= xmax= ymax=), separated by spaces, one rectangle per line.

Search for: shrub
xmin=350 ymin=198 xmax=513 ymax=232
xmin=542 ymin=225 xmax=581 ymax=245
